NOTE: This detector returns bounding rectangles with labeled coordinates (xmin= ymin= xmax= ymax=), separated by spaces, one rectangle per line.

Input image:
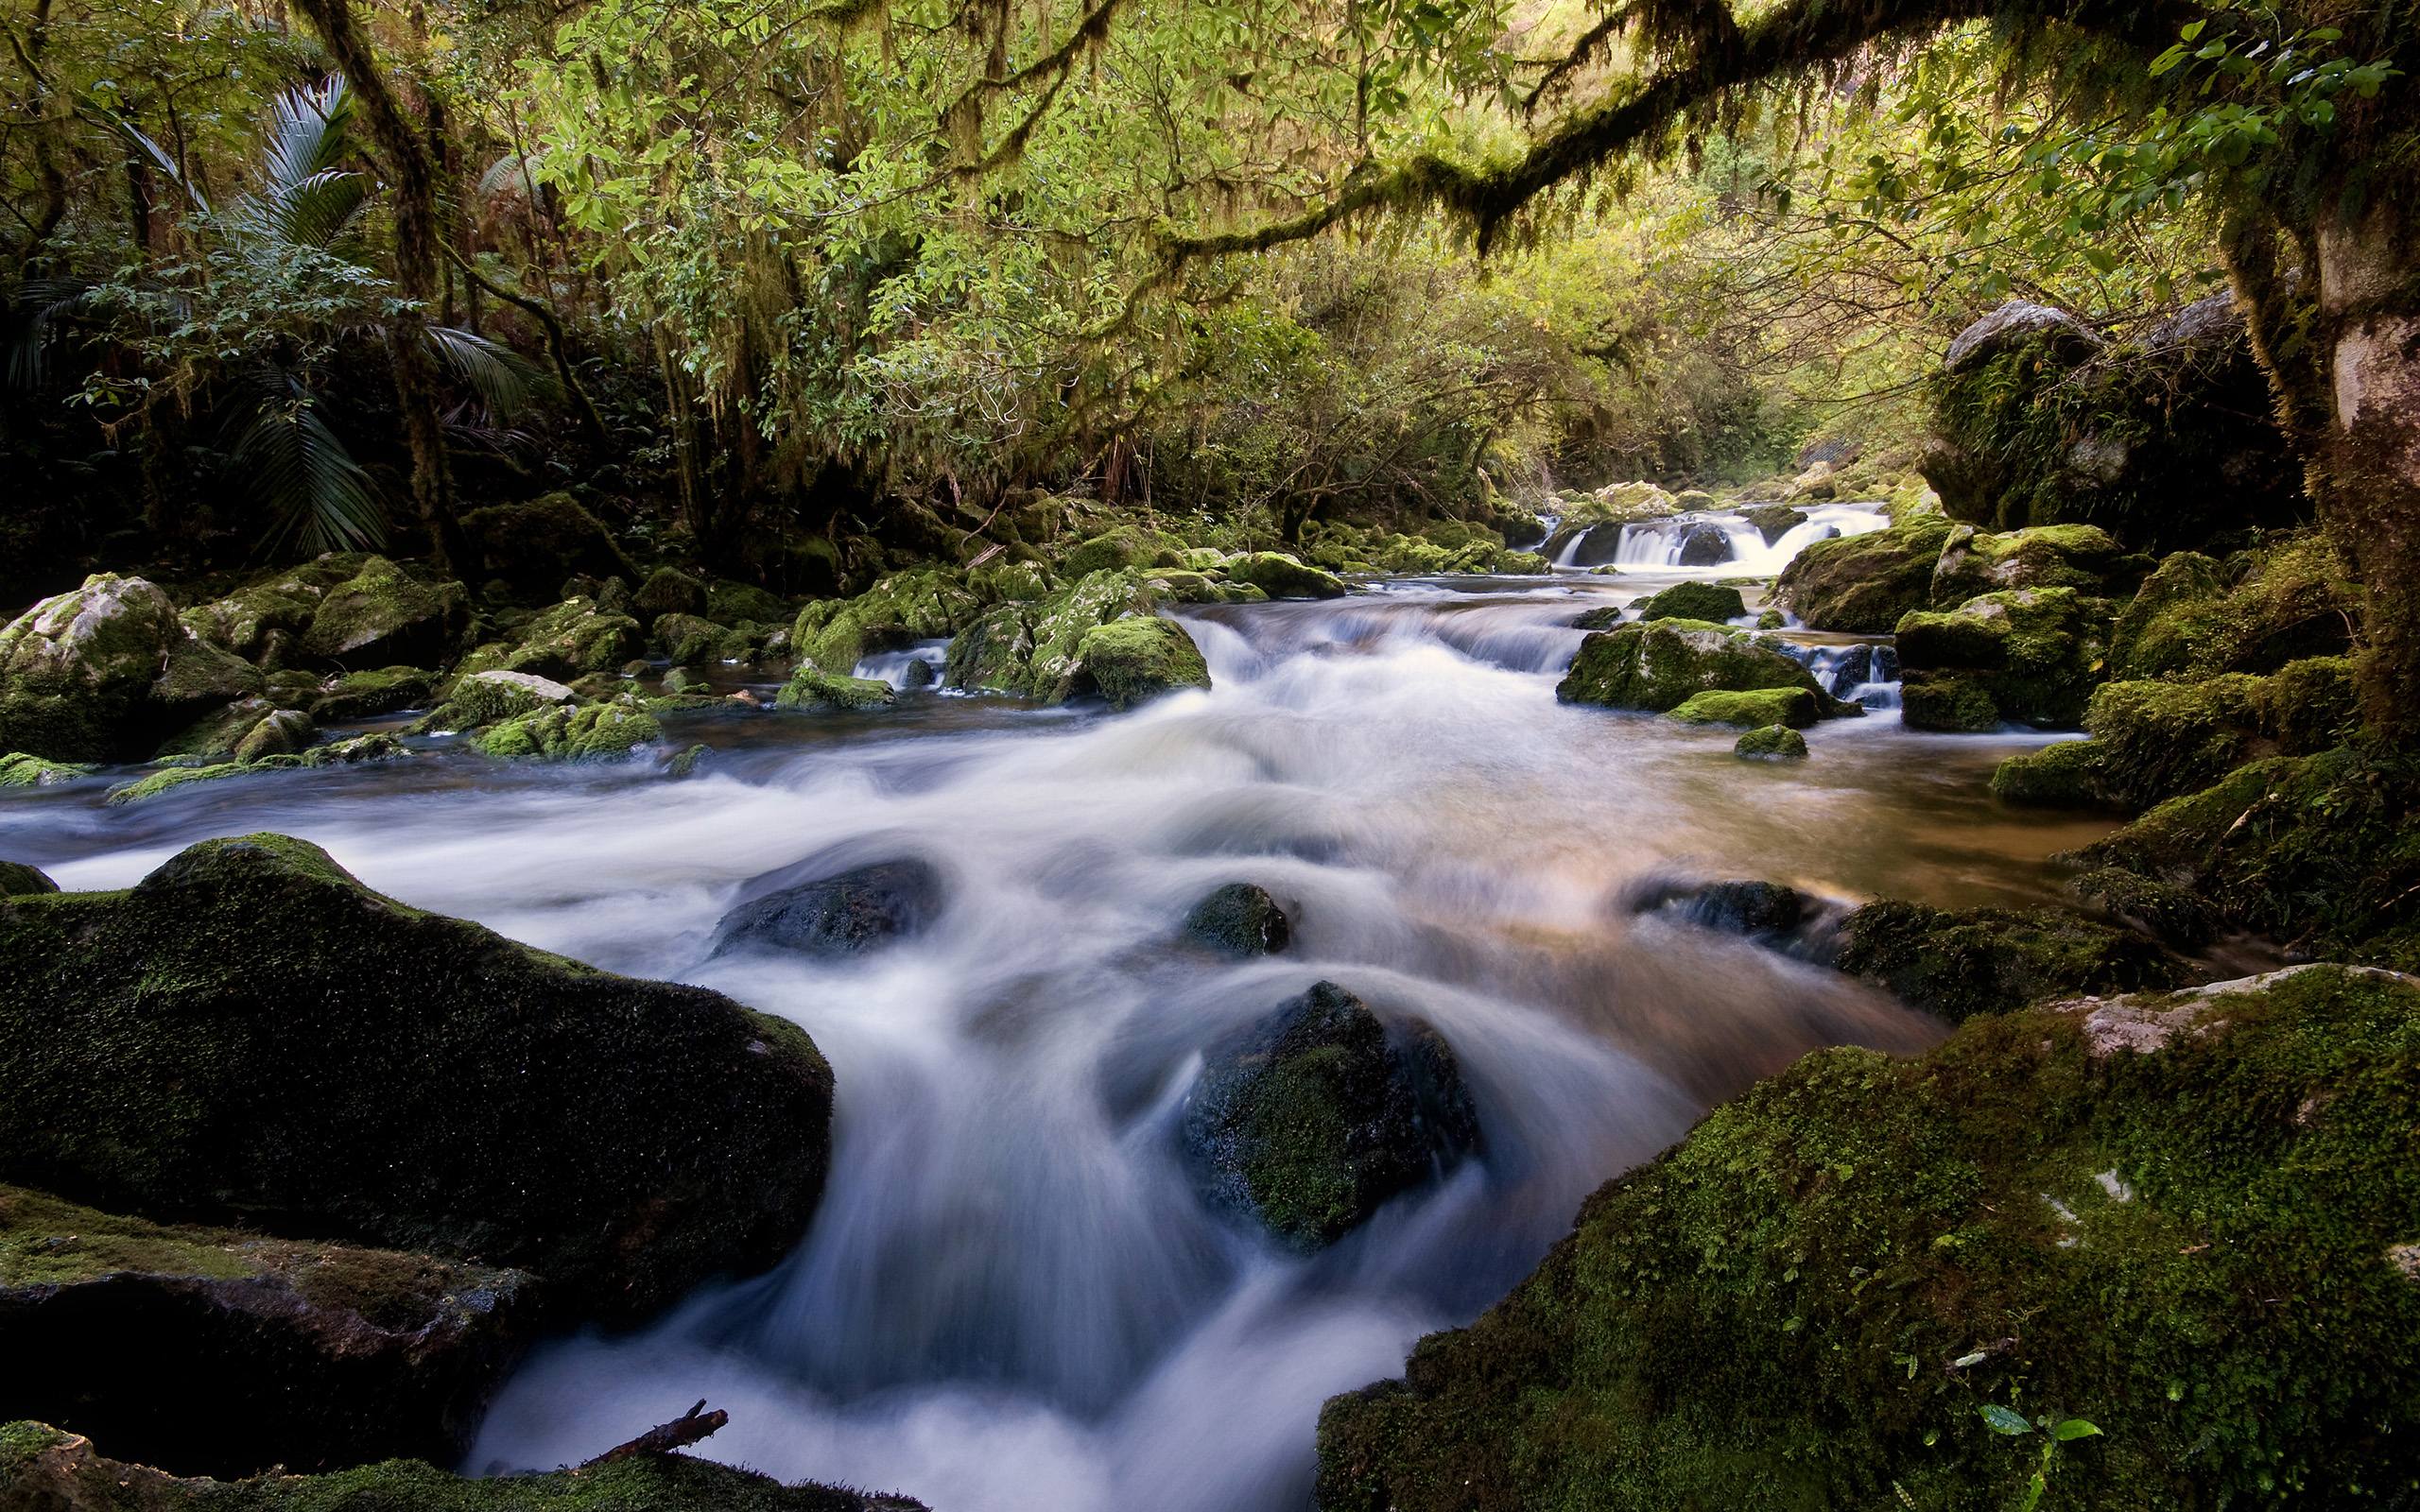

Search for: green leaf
xmin=1980 ymin=1405 xmax=2034 ymax=1436
xmin=2053 ymin=1419 xmax=2103 ymax=1441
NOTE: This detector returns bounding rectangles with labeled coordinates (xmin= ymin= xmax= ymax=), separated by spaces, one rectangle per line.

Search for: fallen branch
xmin=581 ymin=1400 xmax=729 ymax=1467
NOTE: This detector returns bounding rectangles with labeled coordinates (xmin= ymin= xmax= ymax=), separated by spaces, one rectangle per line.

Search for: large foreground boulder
xmin=0 ymin=575 xmax=260 ymax=762
xmin=0 ymin=1184 xmax=531 ymax=1477
xmin=1773 ymin=516 xmax=1958 ymax=632
xmin=1556 ymin=620 xmax=1835 ymax=714
xmin=1 ymin=1421 xmax=925 ymax=1511
xmin=1181 ymin=981 xmax=1478 ymax=1252
xmin=1316 ymin=965 xmax=2420 ymax=1509
xmin=0 ymin=834 xmax=833 ymax=1320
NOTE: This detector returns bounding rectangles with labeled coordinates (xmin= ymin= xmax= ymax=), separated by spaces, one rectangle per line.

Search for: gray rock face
xmin=712 ymin=856 xmax=945 ymax=957
xmin=1942 ymin=300 xmax=2100 ymax=372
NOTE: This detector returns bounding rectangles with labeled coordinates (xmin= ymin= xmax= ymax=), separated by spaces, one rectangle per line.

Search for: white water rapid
xmin=0 ymin=572 xmax=2117 ymax=1512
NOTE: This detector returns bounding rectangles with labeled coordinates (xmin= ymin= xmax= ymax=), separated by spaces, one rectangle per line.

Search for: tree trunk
xmin=2310 ymin=195 xmax=2420 ymax=737
xmin=290 ymin=0 xmax=471 ymax=577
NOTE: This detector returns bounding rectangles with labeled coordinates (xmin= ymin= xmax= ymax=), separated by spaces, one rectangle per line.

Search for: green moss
xmin=1927 ymin=524 xmax=2147 ymax=609
xmin=299 ymin=558 xmax=467 ymax=669
xmin=0 ymin=752 xmax=95 ymax=787
xmin=1075 ymin=616 xmax=1211 ymax=710
xmin=1773 ymin=515 xmax=1956 ymax=632
xmin=774 ymin=670 xmax=896 ymax=712
xmin=1634 ymin=583 xmax=1747 ymax=623
xmin=653 ymin=613 xmax=728 ymax=666
xmin=1668 ymin=687 xmax=1819 ymax=729
xmin=0 ymin=862 xmax=59 ymax=896
xmin=104 ymin=763 xmax=254 ymax=806
xmin=1989 ymin=739 xmax=2112 ymax=807
xmin=313 ymin=667 xmax=436 ymax=723
xmin=792 ymin=571 xmax=984 ymax=673
xmin=1184 ymin=883 xmax=1292 ymax=955
xmin=1558 ymin=622 xmax=1827 ymax=713
xmin=419 ymin=671 xmax=573 ymax=733
xmin=1895 ymin=587 xmax=2112 ymax=730
xmin=1219 ymin=552 xmax=1349 ymax=599
xmin=2107 ymin=535 xmax=2356 ymax=681
xmin=2106 ymin=552 xmax=2229 ymax=679
xmin=632 ymin=567 xmax=709 ymax=623
xmin=1062 ymin=526 xmax=1184 ymax=576
xmin=1318 ymin=965 xmax=2420 ymax=1510
xmin=469 ymin=701 xmax=662 ymax=762
xmin=0 ymin=575 xmax=260 ymax=762
xmin=0 ymin=834 xmax=833 ymax=1320
xmin=488 ymin=599 xmax=646 ymax=680
xmin=1734 ymin=724 xmax=1809 ymax=760
xmin=2079 ymin=658 xmax=2358 ymax=809
xmin=1835 ymin=899 xmax=2176 ymax=1022
xmin=459 ymin=494 xmax=638 ymax=599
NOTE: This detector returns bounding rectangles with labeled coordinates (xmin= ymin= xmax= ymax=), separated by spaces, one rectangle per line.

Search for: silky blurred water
xmin=0 ymin=568 xmax=2112 ymax=1510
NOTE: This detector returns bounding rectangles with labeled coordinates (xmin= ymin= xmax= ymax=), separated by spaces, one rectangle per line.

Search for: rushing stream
xmin=0 ymin=553 xmax=2116 ymax=1511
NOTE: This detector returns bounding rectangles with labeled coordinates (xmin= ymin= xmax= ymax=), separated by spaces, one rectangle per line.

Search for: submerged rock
xmin=1557 ymin=621 xmax=1831 ymax=714
xmin=0 ymin=1184 xmax=531 ymax=1477
xmin=1184 ymin=883 xmax=1292 ymax=956
xmin=0 ymin=575 xmax=261 ymax=762
xmin=1834 ymin=898 xmax=2176 ymax=1022
xmin=0 ymin=834 xmax=834 ymax=1319
xmin=1315 ymin=964 xmax=2420 ymax=1509
xmin=1075 ymin=616 xmax=1211 ymax=710
xmin=1181 ymin=981 xmax=1478 ymax=1252
xmin=0 ymin=1420 xmax=925 ymax=1511
xmin=712 ymin=857 xmax=945 ymax=958
xmin=1773 ymin=515 xmax=1957 ymax=632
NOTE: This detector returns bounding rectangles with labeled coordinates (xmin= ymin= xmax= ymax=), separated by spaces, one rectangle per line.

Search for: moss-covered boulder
xmin=313 ymin=666 xmax=437 ymax=723
xmin=469 ymin=700 xmax=661 ymax=762
xmin=1062 ymin=526 xmax=1184 ymax=576
xmin=653 ymin=612 xmax=728 ymax=666
xmin=0 ymin=1184 xmax=532 ymax=1476
xmin=1927 ymin=524 xmax=2148 ymax=608
xmin=0 ymin=752 xmax=92 ymax=787
xmin=468 ymin=598 xmax=645 ymax=682
xmin=1633 ymin=582 xmax=1747 ymax=623
xmin=774 ymin=668 xmax=895 ymax=712
xmin=1988 ymin=738 xmax=2109 ymax=807
xmin=1074 ymin=616 xmax=1210 ymax=710
xmin=0 ymin=575 xmax=262 ymax=762
xmin=1833 ymin=899 xmax=2177 ymax=1022
xmin=0 ymin=834 xmax=834 ymax=1319
xmin=1316 ymin=964 xmax=2420 ymax=1511
xmin=2107 ymin=533 xmax=2357 ymax=681
xmin=156 ymin=696 xmax=285 ymax=761
xmin=232 ymin=708 xmax=312 ymax=763
xmin=942 ymin=568 xmax=1232 ymax=704
xmin=1734 ymin=724 xmax=1808 ymax=760
xmin=710 ymin=857 xmax=943 ymax=958
xmin=632 ymin=567 xmax=709 ymax=625
xmin=1220 ymin=552 xmax=1349 ymax=599
xmin=1181 ymin=981 xmax=1479 ymax=1252
xmin=1772 ymin=515 xmax=1957 ymax=633
xmin=1557 ymin=621 xmax=1831 ymax=713
xmin=1895 ymin=586 xmax=2113 ymax=730
xmin=419 ymin=670 xmax=577 ymax=732
xmin=460 ymin=493 xmax=638 ymax=599
xmin=180 ymin=576 xmax=326 ymax=666
xmin=2074 ymin=746 xmax=2420 ymax=971
xmin=792 ymin=570 xmax=984 ymax=674
xmin=0 ymin=1420 xmax=924 ymax=1511
xmin=298 ymin=558 xmax=469 ymax=670
xmin=1668 ymin=687 xmax=1822 ymax=730
xmin=1184 ymin=883 xmax=1292 ymax=956
xmin=0 ymin=862 xmax=57 ymax=896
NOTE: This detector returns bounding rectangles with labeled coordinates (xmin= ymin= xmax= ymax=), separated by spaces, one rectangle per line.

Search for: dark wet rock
xmin=1633 ymin=878 xmax=1824 ymax=938
xmin=0 ymin=835 xmax=834 ymax=1320
xmin=298 ymin=558 xmax=470 ymax=670
xmin=653 ymin=612 xmax=729 ymax=666
xmin=1313 ymin=965 xmax=2420 ymax=1511
xmin=459 ymin=493 xmax=638 ymax=599
xmin=1672 ymin=523 xmax=1732 ymax=566
xmin=633 ymin=567 xmax=710 ymax=625
xmin=1181 ymin=981 xmax=1478 ymax=1251
xmin=1821 ymin=643 xmax=1897 ymax=698
xmin=0 ymin=1419 xmax=927 ymax=1510
xmin=313 ymin=666 xmax=437 ymax=722
xmin=1833 ymin=898 xmax=2177 ymax=1022
xmin=712 ymin=857 xmax=944 ymax=958
xmin=1184 ymin=883 xmax=1292 ymax=956
xmin=1633 ymin=583 xmax=1746 ymax=623
xmin=1773 ymin=515 xmax=1958 ymax=632
xmin=0 ymin=1184 xmax=532 ymax=1478
xmin=0 ymin=862 xmax=57 ymax=897
xmin=1557 ymin=622 xmax=1834 ymax=714
xmin=900 ymin=658 xmax=937 ymax=690
xmin=1742 ymin=505 xmax=1807 ymax=544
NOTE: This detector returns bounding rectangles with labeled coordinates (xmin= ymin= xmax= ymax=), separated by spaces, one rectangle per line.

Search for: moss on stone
xmin=1062 ymin=526 xmax=1184 ymax=576
xmin=2077 ymin=658 xmax=2358 ymax=809
xmin=479 ymin=598 xmax=645 ymax=681
xmin=632 ymin=567 xmax=709 ymax=624
xmin=460 ymin=494 xmax=638 ymax=599
xmin=1074 ymin=616 xmax=1211 ymax=710
xmin=1559 ymin=621 xmax=1828 ymax=713
xmin=1989 ymin=739 xmax=2112 ymax=807
xmin=653 ymin=612 xmax=728 ymax=666
xmin=313 ymin=667 xmax=437 ymax=723
xmin=1773 ymin=515 xmax=1957 ymax=632
xmin=0 ymin=835 xmax=834 ymax=1320
xmin=1318 ymin=965 xmax=2420 ymax=1510
xmin=469 ymin=701 xmax=662 ymax=762
xmin=104 ymin=763 xmax=255 ymax=806
xmin=1734 ymin=724 xmax=1809 ymax=760
xmin=2109 ymin=534 xmax=2356 ymax=681
xmin=0 ymin=752 xmax=95 ymax=787
xmin=774 ymin=669 xmax=896 ymax=712
xmin=1668 ymin=687 xmax=1820 ymax=730
xmin=1927 ymin=523 xmax=2147 ymax=609
xmin=1895 ymin=587 xmax=2113 ymax=730
xmin=298 ymin=558 xmax=469 ymax=669
xmin=0 ymin=862 xmax=59 ymax=896
xmin=1219 ymin=552 xmax=1349 ymax=599
xmin=1183 ymin=883 xmax=1291 ymax=955
xmin=419 ymin=671 xmax=576 ymax=733
xmin=1835 ymin=899 xmax=2177 ymax=1022
xmin=1634 ymin=583 xmax=1747 ymax=623
xmin=0 ymin=575 xmax=261 ymax=762
xmin=792 ymin=570 xmax=984 ymax=674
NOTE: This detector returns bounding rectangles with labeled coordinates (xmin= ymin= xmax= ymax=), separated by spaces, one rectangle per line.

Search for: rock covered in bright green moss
xmin=706 ymin=577 xmax=791 ymax=626
xmin=233 ymin=708 xmax=312 ymax=764
xmin=1062 ymin=526 xmax=1184 ymax=576
xmin=1989 ymin=738 xmax=2111 ymax=807
xmin=1184 ymin=883 xmax=1292 ymax=956
xmin=0 ymin=575 xmax=262 ymax=762
xmin=1668 ymin=687 xmax=1822 ymax=730
xmin=313 ymin=665 xmax=437 ymax=722
xmin=1742 ymin=504 xmax=1806 ymax=543
xmin=179 ymin=576 xmax=323 ymax=666
xmin=1833 ymin=899 xmax=2175 ymax=1022
xmin=460 ymin=493 xmax=638 ymax=598
xmin=1316 ymin=964 xmax=2420 ymax=1510
xmin=942 ymin=569 xmax=1215 ymax=703
xmin=1734 ymin=724 xmax=1809 ymax=760
xmin=1557 ymin=621 xmax=1828 ymax=713
xmin=775 ymin=668 xmax=895 ymax=712
xmin=1772 ymin=515 xmax=1957 ymax=632
xmin=653 ymin=612 xmax=728 ymax=666
xmin=632 ymin=566 xmax=709 ymax=625
xmin=2067 ymin=866 xmax=2218 ymax=948
xmin=1896 ymin=586 xmax=2113 ymax=730
xmin=2105 ymin=550 xmax=2229 ymax=678
xmin=1219 ymin=552 xmax=1349 ymax=599
xmin=2108 ymin=533 xmax=2357 ymax=681
xmin=792 ymin=569 xmax=984 ymax=674
xmin=0 ymin=752 xmax=93 ymax=787
xmin=104 ymin=762 xmax=256 ymax=806
xmin=0 ymin=834 xmax=834 ymax=1318
xmin=422 ymin=669 xmax=578 ymax=731
xmin=156 ymin=696 xmax=285 ymax=761
xmin=0 ymin=1420 xmax=925 ymax=1511
xmin=469 ymin=700 xmax=661 ymax=762
xmin=298 ymin=558 xmax=469 ymax=669
xmin=1927 ymin=523 xmax=2148 ymax=608
xmin=1182 ymin=981 xmax=1478 ymax=1252
xmin=0 ymin=1184 xmax=532 ymax=1476
xmin=0 ymin=863 xmax=57 ymax=896
xmin=1074 ymin=616 xmax=1210 ymax=710
xmin=1633 ymin=582 xmax=1747 ymax=623
xmin=470 ymin=597 xmax=645 ymax=681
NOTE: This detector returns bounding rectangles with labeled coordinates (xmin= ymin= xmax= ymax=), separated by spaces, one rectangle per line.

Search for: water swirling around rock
xmin=0 ymin=572 xmax=2114 ymax=1512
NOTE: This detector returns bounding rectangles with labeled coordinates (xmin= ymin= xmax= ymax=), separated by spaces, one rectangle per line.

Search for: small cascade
xmin=1565 ymin=503 xmax=1891 ymax=576
xmin=1786 ymin=642 xmax=1902 ymax=711
xmin=855 ymin=640 xmax=951 ymax=690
